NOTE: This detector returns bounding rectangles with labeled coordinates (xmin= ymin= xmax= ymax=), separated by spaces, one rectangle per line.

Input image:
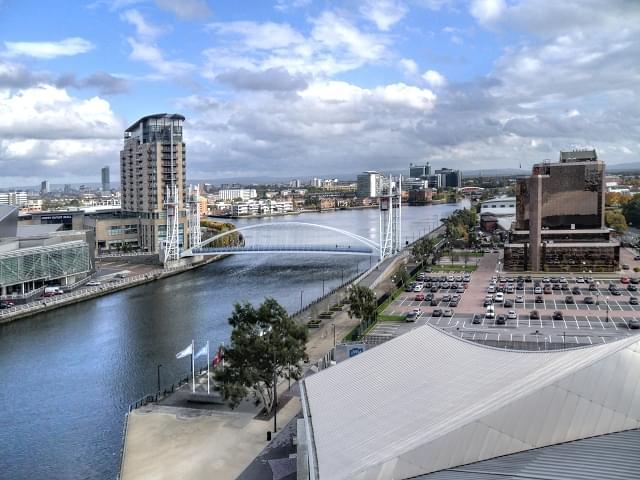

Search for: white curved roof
xmin=302 ymin=325 xmax=640 ymax=480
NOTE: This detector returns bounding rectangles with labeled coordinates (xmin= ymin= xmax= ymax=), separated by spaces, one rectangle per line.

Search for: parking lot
xmin=375 ymin=248 xmax=640 ymax=348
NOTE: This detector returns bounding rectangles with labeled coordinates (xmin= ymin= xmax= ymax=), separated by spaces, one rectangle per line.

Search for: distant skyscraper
xmin=434 ymin=168 xmax=462 ymax=188
xmin=40 ymin=180 xmax=50 ymax=195
xmin=101 ymin=166 xmax=110 ymax=192
xmin=409 ymin=163 xmax=431 ymax=178
xmin=356 ymin=171 xmax=382 ymax=198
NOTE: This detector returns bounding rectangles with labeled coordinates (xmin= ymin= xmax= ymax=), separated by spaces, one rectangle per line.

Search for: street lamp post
xmin=157 ymin=364 xmax=162 ymax=393
xmin=341 ymin=268 xmax=344 ymax=285
xmin=606 ymin=296 xmax=610 ymax=322
xmin=332 ymin=323 xmax=336 ymax=347
xmin=273 ymin=350 xmax=277 ymax=433
xmin=300 ymin=289 xmax=303 ymax=310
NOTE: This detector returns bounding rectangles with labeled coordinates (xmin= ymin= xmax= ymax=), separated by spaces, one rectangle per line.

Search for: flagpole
xmin=191 ymin=339 xmax=195 ymax=393
xmin=206 ymin=340 xmax=210 ymax=394
xmin=222 ymin=342 xmax=225 ymax=369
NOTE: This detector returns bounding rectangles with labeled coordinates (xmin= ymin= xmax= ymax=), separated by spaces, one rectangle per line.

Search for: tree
xmin=622 ymin=196 xmax=640 ymax=226
xmin=412 ymin=236 xmax=437 ymax=267
xmin=346 ymin=285 xmax=377 ymax=335
xmin=394 ymin=265 xmax=410 ymax=287
xmin=215 ymin=298 xmax=308 ymax=415
xmin=605 ymin=210 xmax=628 ymax=234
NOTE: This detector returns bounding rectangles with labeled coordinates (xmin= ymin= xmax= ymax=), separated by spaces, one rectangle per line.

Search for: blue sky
xmin=0 ymin=0 xmax=639 ymax=186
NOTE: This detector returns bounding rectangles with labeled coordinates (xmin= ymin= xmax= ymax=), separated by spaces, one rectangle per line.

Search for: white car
xmin=494 ymin=292 xmax=504 ymax=303
xmin=86 ymin=280 xmax=101 ymax=286
xmin=442 ymin=309 xmax=453 ymax=317
xmin=576 ymin=276 xmax=585 ymax=283
xmin=515 ymin=295 xmax=524 ymax=303
xmin=413 ymin=283 xmax=424 ymax=292
xmin=488 ymin=286 xmax=496 ymax=293
xmin=507 ymin=310 xmax=518 ymax=319
xmin=534 ymin=287 xmax=542 ymax=294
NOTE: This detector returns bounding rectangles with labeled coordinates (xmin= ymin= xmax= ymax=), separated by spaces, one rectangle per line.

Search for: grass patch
xmin=430 ymin=264 xmax=477 ymax=272
xmin=378 ymin=314 xmax=406 ymax=322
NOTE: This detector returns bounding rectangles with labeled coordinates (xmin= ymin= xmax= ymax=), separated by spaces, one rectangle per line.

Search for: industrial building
xmin=504 ymin=150 xmax=619 ymax=272
xmin=299 ymin=325 xmax=640 ymax=480
xmin=0 ymin=205 xmax=93 ymax=300
xmin=479 ymin=196 xmax=515 ymax=232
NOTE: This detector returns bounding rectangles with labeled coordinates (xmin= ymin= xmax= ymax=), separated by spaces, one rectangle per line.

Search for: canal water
xmin=0 ymin=203 xmax=464 ymax=480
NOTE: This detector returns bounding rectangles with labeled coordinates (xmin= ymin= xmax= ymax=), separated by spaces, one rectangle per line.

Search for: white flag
xmin=176 ymin=343 xmax=193 ymax=359
xmin=195 ymin=342 xmax=209 ymax=359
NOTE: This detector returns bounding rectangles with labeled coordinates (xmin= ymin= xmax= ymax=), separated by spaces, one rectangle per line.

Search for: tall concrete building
xmin=504 ymin=150 xmax=619 ymax=272
xmin=120 ymin=113 xmax=189 ymax=253
xmin=101 ymin=166 xmax=110 ymax=192
xmin=40 ymin=180 xmax=49 ymax=195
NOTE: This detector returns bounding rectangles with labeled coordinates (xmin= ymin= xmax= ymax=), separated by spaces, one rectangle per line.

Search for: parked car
xmin=515 ymin=295 xmax=524 ymax=303
xmin=565 ymin=295 xmax=574 ymax=304
xmin=503 ymin=299 xmax=514 ymax=308
xmin=472 ymin=314 xmax=482 ymax=324
xmin=430 ymin=298 xmax=439 ymax=306
xmin=552 ymin=284 xmax=561 ymax=291
xmin=485 ymin=305 xmax=495 ymax=319
xmin=572 ymin=287 xmax=581 ymax=295
xmin=530 ymin=310 xmax=540 ymax=320
xmin=535 ymin=295 xmax=544 ymax=303
xmin=442 ymin=294 xmax=452 ymax=302
xmin=630 ymin=319 xmax=640 ymax=329
xmin=0 ymin=301 xmax=14 ymax=309
xmin=525 ymin=275 xmax=532 ymax=283
xmin=589 ymin=283 xmax=598 ymax=291
xmin=405 ymin=283 xmax=416 ymax=292
xmin=629 ymin=297 xmax=638 ymax=305
xmin=483 ymin=298 xmax=493 ymax=307
xmin=584 ymin=296 xmax=595 ymax=304
xmin=415 ymin=293 xmax=425 ymax=301
xmin=612 ymin=289 xmax=622 ymax=296
xmin=576 ymin=276 xmax=585 ymax=283
xmin=634 ymin=255 xmax=640 ymax=261
xmin=534 ymin=286 xmax=542 ymax=294
xmin=432 ymin=309 xmax=443 ymax=317
xmin=456 ymin=287 xmax=465 ymax=294
xmin=413 ymin=283 xmax=424 ymax=292
xmin=544 ymin=286 xmax=552 ymax=294
xmin=494 ymin=292 xmax=504 ymax=303
xmin=405 ymin=310 xmax=420 ymax=322
xmin=628 ymin=284 xmax=638 ymax=292
xmin=561 ymin=284 xmax=570 ymax=291
xmin=442 ymin=309 xmax=453 ymax=317
xmin=449 ymin=300 xmax=459 ymax=308
xmin=495 ymin=314 xmax=506 ymax=325
xmin=86 ymin=280 xmax=101 ymax=286
xmin=622 ymin=264 xmax=630 ymax=270
xmin=631 ymin=277 xmax=640 ymax=284
xmin=553 ymin=311 xmax=564 ymax=320
xmin=620 ymin=276 xmax=630 ymax=284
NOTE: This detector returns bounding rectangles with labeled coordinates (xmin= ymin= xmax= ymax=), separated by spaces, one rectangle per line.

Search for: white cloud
xmin=121 ymin=10 xmax=166 ymax=39
xmin=311 ymin=11 xmax=389 ymax=62
xmin=155 ymin=0 xmax=211 ymax=20
xmin=3 ymin=37 xmax=94 ymax=59
xmin=207 ymin=21 xmax=305 ymax=50
xmin=422 ymin=69 xmax=447 ymax=88
xmin=360 ymin=0 xmax=408 ymax=31
xmin=399 ymin=58 xmax=419 ymax=76
xmin=0 ymin=85 xmax=123 ymax=183
xmin=274 ymin=0 xmax=311 ymax=11
xmin=127 ymin=38 xmax=194 ymax=77
xmin=469 ymin=0 xmax=506 ymax=27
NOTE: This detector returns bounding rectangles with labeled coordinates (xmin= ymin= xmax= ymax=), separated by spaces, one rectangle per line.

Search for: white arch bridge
xmin=181 ymin=222 xmax=380 ymax=258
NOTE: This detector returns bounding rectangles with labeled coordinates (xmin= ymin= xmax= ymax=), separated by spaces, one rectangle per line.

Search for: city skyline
xmin=1 ymin=0 xmax=639 ymax=186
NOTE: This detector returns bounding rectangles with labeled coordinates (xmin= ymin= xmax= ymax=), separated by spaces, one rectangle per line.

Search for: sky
xmin=0 ymin=0 xmax=639 ymax=187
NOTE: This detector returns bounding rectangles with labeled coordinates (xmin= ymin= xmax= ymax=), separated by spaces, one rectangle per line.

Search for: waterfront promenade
xmin=118 ymin=229 xmax=436 ymax=480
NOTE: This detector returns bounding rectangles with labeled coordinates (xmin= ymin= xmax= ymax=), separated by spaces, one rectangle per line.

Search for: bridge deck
xmin=185 ymin=244 xmax=375 ymax=256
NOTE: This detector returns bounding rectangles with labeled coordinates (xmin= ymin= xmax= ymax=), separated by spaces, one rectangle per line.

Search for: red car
xmin=621 ymin=277 xmax=630 ymax=284
xmin=415 ymin=293 xmax=425 ymax=301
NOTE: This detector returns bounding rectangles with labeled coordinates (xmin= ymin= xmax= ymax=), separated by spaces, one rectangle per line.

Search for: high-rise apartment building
xmin=0 ymin=191 xmax=28 ymax=207
xmin=356 ymin=171 xmax=382 ymax=198
xmin=40 ymin=180 xmax=50 ymax=195
xmin=101 ymin=166 xmax=110 ymax=192
xmin=504 ymin=150 xmax=619 ymax=272
xmin=120 ymin=113 xmax=189 ymax=253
